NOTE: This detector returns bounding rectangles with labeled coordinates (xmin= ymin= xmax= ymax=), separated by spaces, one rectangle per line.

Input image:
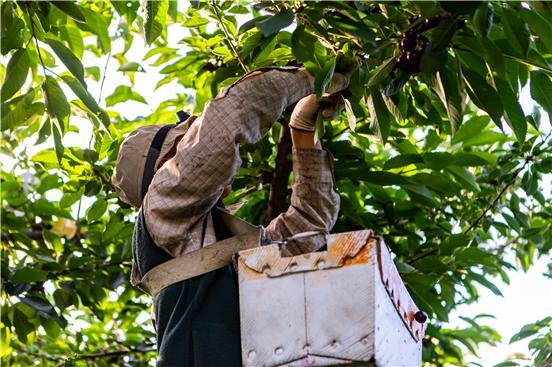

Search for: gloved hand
xmin=289 ymin=94 xmax=345 ymax=132
xmin=299 ymin=68 xmax=349 ymax=95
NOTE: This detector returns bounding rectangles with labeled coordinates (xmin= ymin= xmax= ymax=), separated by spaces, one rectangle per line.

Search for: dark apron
xmin=132 ymin=205 xmax=241 ymax=367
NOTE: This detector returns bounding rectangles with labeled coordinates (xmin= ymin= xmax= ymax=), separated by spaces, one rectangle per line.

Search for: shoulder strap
xmin=140 ymin=124 xmax=174 ymax=201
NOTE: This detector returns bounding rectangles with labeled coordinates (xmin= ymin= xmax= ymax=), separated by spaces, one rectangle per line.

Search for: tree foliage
xmin=1 ymin=1 xmax=551 ymax=366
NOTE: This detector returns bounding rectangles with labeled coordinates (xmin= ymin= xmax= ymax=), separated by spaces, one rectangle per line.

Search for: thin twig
xmin=76 ymin=347 xmax=156 ymax=360
xmin=26 ymin=6 xmax=47 ymax=77
xmin=97 ymin=50 xmax=112 ymax=103
xmin=209 ymin=0 xmax=249 ymax=73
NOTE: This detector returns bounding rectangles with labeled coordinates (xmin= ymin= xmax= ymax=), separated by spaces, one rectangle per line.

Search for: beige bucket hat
xmin=111 ymin=118 xmax=192 ymax=208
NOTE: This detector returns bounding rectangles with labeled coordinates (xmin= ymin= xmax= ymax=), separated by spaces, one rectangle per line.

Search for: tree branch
xmin=209 ymin=0 xmax=249 ymax=73
xmin=75 ymin=347 xmax=156 ymax=360
xmin=463 ymin=165 xmax=524 ymax=235
xmin=266 ymin=124 xmax=293 ymax=224
xmin=407 ymin=162 xmax=527 ymax=265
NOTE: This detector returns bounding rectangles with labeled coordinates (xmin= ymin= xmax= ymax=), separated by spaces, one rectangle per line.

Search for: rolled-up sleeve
xmin=265 ymin=148 xmax=340 ymax=255
xmin=143 ymin=69 xmax=314 ymax=256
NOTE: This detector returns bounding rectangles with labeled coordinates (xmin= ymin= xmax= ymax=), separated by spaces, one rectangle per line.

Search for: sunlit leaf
xmin=145 ymin=0 xmax=169 ymax=45
xmin=315 ymin=57 xmax=336 ymax=98
xmin=105 ymin=85 xmax=147 ymax=106
xmin=368 ymin=87 xmax=392 ymax=142
xmin=1 ymin=48 xmax=29 ymax=102
xmin=519 ymin=7 xmax=552 ymax=53
xmin=462 ymin=67 xmax=504 ymax=128
xmin=530 ymin=70 xmax=552 ymax=117
xmin=435 ymin=67 xmax=463 ymax=133
xmin=1 ymin=2 xmax=25 ymax=55
xmin=45 ymin=38 xmax=86 ymax=87
xmin=343 ymin=97 xmax=356 ymax=131
xmin=42 ymin=76 xmax=70 ymax=131
xmin=61 ymin=75 xmax=110 ymax=128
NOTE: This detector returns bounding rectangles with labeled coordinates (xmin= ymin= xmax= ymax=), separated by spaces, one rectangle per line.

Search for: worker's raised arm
xmin=143 ymin=69 xmax=316 ymax=255
xmin=264 ymin=96 xmax=342 ymax=254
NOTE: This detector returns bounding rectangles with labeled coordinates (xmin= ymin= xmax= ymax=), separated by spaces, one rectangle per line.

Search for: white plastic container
xmin=237 ymin=230 xmax=427 ymax=367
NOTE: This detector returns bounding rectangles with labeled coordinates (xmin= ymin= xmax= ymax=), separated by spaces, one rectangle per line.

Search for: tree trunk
xmin=266 ymin=124 xmax=292 ymax=224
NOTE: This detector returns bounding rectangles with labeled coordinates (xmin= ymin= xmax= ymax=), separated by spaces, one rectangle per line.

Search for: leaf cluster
xmin=1 ymin=1 xmax=551 ymax=366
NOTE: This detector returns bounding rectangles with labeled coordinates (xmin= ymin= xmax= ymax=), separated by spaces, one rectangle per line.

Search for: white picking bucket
xmin=236 ymin=230 xmax=427 ymax=367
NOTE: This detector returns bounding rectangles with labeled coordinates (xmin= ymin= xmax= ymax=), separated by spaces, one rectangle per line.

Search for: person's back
xmin=111 ymin=67 xmax=348 ymax=366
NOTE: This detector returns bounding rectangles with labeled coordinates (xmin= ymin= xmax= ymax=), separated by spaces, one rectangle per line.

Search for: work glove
xmin=289 ymin=94 xmax=345 ymax=132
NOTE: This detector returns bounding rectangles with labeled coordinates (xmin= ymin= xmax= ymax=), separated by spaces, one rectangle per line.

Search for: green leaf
xmin=530 ymin=70 xmax=552 ymax=117
xmin=52 ymin=119 xmax=64 ymax=164
xmin=481 ymin=38 xmax=505 ymax=77
xmin=470 ymin=273 xmax=503 ymax=296
xmin=325 ymin=14 xmax=376 ymax=45
xmin=343 ymin=97 xmax=356 ymax=131
xmin=454 ymin=247 xmax=496 ymax=268
xmin=42 ymin=76 xmax=70 ymax=131
xmin=510 ymin=323 xmax=540 ymax=343
xmin=404 ymin=184 xmax=439 ymax=207
xmin=41 ymin=318 xmax=61 ymax=339
xmin=519 ymin=8 xmax=552 ymax=53
xmin=502 ymin=213 xmax=520 ymax=232
xmin=20 ymin=296 xmax=57 ymax=319
xmin=1 ymin=48 xmax=30 ymax=102
xmin=493 ymin=77 xmax=526 ymax=143
xmin=256 ymin=9 xmax=294 ymax=37
xmin=368 ymin=87 xmax=392 ymax=142
xmin=79 ymin=8 xmax=110 ymax=52
xmin=118 ymin=62 xmax=144 ymax=72
xmin=145 ymin=0 xmax=169 ymax=45
xmin=314 ymin=57 xmax=336 ymax=98
xmin=434 ymin=67 xmax=463 ymax=133
xmin=462 ymin=68 xmax=503 ymax=128
xmin=440 ymin=234 xmax=470 ymax=256
xmin=105 ymin=85 xmax=147 ymax=106
xmin=430 ymin=18 xmax=457 ymax=51
xmin=110 ymin=0 xmax=139 ymax=24
xmin=86 ymin=198 xmax=108 ymax=221
xmin=419 ymin=45 xmax=447 ymax=74
xmin=501 ymin=7 xmax=530 ymax=57
xmin=366 ymin=57 xmax=396 ymax=88
xmin=440 ymin=1 xmax=481 ymax=15
xmin=12 ymin=268 xmax=48 ymax=284
xmin=462 ymin=131 xmax=507 ymax=147
xmin=383 ymin=71 xmax=410 ymax=96
xmin=1 ymin=3 xmax=25 ymax=55
xmin=473 ymin=2 xmax=493 ymax=37
xmin=45 ymin=38 xmax=85 ymax=87
xmin=53 ymin=289 xmax=74 ymax=310
xmin=13 ymin=307 xmax=34 ymax=344
xmin=383 ymin=154 xmax=423 ymax=170
xmin=0 ymin=89 xmax=38 ymax=131
xmin=183 ymin=13 xmax=209 ymax=28
xmin=51 ymin=1 xmax=85 ymax=23
xmin=61 ymin=75 xmax=110 ymax=128
xmin=59 ymin=24 xmax=85 ymax=59
xmin=447 ymin=166 xmax=481 ymax=192
xmin=59 ymin=187 xmax=85 ymax=208
xmin=492 ymin=361 xmax=519 ymax=367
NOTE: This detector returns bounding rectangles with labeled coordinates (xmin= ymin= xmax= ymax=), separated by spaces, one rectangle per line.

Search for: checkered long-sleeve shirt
xmin=142 ymin=68 xmax=340 ymax=260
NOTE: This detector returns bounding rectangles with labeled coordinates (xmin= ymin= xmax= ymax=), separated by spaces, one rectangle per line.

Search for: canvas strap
xmin=136 ymin=210 xmax=263 ymax=297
